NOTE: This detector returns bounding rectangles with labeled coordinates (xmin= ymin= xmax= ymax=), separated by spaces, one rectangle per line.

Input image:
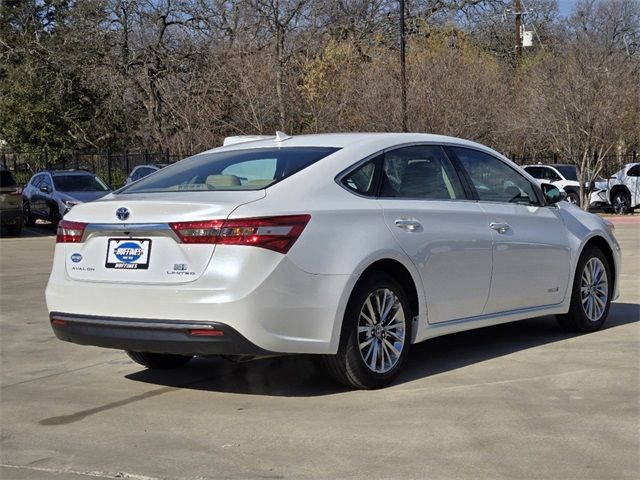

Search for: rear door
xmin=376 ymin=145 xmax=493 ymax=323
xmin=451 ymin=147 xmax=571 ymax=313
xmin=627 ymin=164 xmax=640 ymax=207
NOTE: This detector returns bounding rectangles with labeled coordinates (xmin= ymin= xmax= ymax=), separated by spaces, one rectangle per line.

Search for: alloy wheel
xmin=357 ymin=288 xmax=406 ymax=373
xmin=580 ymin=257 xmax=608 ymax=322
xmin=613 ymin=193 xmax=629 ymax=215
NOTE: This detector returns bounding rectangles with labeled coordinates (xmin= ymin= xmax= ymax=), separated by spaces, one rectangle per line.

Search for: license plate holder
xmin=105 ymin=238 xmax=152 ymax=270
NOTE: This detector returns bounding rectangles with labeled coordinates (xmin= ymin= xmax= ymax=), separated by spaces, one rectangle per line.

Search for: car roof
xmin=198 ymin=132 xmax=494 ymax=155
xmin=39 ymin=169 xmax=95 ymax=176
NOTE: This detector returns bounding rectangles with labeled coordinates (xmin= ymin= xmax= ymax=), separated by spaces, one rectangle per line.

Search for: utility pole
xmin=514 ymin=0 xmax=522 ymax=66
xmin=399 ymin=0 xmax=407 ymax=132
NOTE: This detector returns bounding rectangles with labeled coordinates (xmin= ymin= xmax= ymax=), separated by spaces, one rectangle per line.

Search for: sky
xmin=557 ymin=0 xmax=577 ymax=17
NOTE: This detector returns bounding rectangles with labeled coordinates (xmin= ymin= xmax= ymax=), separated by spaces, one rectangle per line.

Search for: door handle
xmin=394 ymin=219 xmax=422 ymax=232
xmin=489 ymin=222 xmax=510 ymax=234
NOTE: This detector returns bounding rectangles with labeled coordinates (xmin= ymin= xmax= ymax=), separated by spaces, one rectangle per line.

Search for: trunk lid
xmin=63 ymin=191 xmax=265 ymax=284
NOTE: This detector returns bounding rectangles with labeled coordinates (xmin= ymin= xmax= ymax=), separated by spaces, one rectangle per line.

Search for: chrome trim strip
xmin=82 ymin=223 xmax=181 ymax=242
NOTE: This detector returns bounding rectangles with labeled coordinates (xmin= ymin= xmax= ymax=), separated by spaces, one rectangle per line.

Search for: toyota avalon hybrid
xmin=46 ymin=133 xmax=620 ymax=389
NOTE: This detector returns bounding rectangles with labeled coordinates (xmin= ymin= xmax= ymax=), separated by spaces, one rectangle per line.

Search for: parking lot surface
xmin=1 ymin=220 xmax=639 ymax=480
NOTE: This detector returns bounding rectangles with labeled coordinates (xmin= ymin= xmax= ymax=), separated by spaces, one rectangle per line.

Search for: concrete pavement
xmin=1 ymin=221 xmax=638 ymax=479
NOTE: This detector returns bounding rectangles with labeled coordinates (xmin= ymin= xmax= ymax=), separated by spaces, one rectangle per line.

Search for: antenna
xmin=274 ymin=131 xmax=292 ymax=142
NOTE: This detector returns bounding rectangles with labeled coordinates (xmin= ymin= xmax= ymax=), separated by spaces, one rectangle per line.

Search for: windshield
xmin=53 ymin=175 xmax=110 ymax=192
xmin=120 ymin=147 xmax=340 ymax=194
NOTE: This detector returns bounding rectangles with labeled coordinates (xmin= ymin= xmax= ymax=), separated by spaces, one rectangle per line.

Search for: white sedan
xmin=47 ymin=133 xmax=620 ymax=389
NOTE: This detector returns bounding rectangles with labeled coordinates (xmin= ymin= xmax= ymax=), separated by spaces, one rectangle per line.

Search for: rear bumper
xmin=0 ymin=208 xmax=23 ymax=226
xmin=50 ymin=312 xmax=273 ymax=356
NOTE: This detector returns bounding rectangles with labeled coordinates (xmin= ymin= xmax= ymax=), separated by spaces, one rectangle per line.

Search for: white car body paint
xmin=46 ymin=133 xmax=621 ymax=355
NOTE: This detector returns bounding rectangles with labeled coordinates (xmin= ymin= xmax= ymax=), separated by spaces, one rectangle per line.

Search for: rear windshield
xmin=0 ymin=171 xmax=17 ymax=188
xmin=120 ymin=147 xmax=340 ymax=194
xmin=53 ymin=175 xmax=110 ymax=192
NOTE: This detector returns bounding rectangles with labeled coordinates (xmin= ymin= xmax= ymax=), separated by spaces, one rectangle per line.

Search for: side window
xmin=341 ymin=155 xmax=381 ymax=197
xmin=628 ymin=165 xmax=640 ymax=177
xmin=542 ymin=167 xmax=561 ymax=182
xmin=452 ymin=148 xmax=540 ymax=205
xmin=381 ymin=145 xmax=465 ymax=200
xmin=524 ymin=166 xmax=542 ymax=179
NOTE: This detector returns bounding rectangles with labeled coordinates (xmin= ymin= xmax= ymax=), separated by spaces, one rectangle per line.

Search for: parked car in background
xmin=607 ymin=163 xmax=639 ymax=214
xmin=522 ymin=164 xmax=608 ymax=208
xmin=125 ymin=164 xmax=164 ymax=184
xmin=0 ymin=166 xmax=23 ymax=236
xmin=22 ymin=170 xmax=111 ymax=228
xmin=47 ymin=133 xmax=620 ymax=389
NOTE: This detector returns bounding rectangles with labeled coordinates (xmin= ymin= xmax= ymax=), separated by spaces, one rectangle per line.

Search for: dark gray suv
xmin=22 ymin=170 xmax=111 ymax=227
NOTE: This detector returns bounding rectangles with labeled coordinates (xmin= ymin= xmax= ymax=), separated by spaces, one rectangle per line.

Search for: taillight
xmin=8 ymin=188 xmax=21 ymax=196
xmin=56 ymin=220 xmax=87 ymax=243
xmin=169 ymin=215 xmax=311 ymax=254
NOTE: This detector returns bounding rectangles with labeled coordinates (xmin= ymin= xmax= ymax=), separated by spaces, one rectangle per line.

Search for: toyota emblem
xmin=116 ymin=207 xmax=130 ymax=221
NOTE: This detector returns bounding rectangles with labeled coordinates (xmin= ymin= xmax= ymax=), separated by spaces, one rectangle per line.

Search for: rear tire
xmin=556 ymin=246 xmax=612 ymax=333
xmin=323 ymin=272 xmax=412 ymax=389
xmin=23 ymin=202 xmax=35 ymax=226
xmin=5 ymin=223 xmax=22 ymax=236
xmin=49 ymin=206 xmax=61 ymax=230
xmin=126 ymin=351 xmax=193 ymax=369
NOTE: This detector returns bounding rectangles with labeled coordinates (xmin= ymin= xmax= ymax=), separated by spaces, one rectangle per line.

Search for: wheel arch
xmin=609 ymin=184 xmax=630 ymax=202
xmin=358 ymin=259 xmax=420 ymax=324
xmin=331 ymin=255 xmax=424 ymax=351
xmin=579 ymin=235 xmax=617 ymax=295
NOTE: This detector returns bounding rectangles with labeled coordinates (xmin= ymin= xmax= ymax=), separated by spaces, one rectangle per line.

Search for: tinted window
xmin=341 ymin=155 xmax=381 ymax=197
xmin=453 ymin=148 xmax=539 ymax=205
xmin=381 ymin=145 xmax=465 ymax=200
xmin=40 ymin=175 xmax=52 ymax=190
xmin=541 ymin=167 xmax=561 ymax=182
xmin=0 ymin=171 xmax=16 ymax=188
xmin=554 ymin=165 xmax=578 ymax=181
xmin=53 ymin=175 xmax=109 ymax=192
xmin=628 ymin=165 xmax=640 ymax=177
xmin=31 ymin=174 xmax=43 ymax=187
xmin=122 ymin=147 xmax=339 ymax=193
xmin=524 ymin=166 xmax=542 ymax=179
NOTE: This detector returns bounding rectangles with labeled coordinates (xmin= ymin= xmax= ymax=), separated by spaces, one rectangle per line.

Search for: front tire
xmin=323 ymin=272 xmax=412 ymax=389
xmin=566 ymin=192 xmax=580 ymax=206
xmin=556 ymin=246 xmax=612 ymax=332
xmin=612 ymin=191 xmax=632 ymax=215
xmin=126 ymin=351 xmax=193 ymax=369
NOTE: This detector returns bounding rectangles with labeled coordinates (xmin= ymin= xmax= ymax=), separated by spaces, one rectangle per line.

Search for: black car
xmin=0 ymin=167 xmax=23 ymax=236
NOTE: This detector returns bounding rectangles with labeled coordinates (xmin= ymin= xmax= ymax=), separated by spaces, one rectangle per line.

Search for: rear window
xmin=0 ymin=171 xmax=17 ymax=188
xmin=53 ymin=175 xmax=110 ymax=192
xmin=120 ymin=147 xmax=340 ymax=194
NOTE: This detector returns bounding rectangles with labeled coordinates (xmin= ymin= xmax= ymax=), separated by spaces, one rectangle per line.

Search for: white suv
xmin=607 ymin=163 xmax=639 ymax=214
xmin=522 ymin=164 xmax=607 ymax=208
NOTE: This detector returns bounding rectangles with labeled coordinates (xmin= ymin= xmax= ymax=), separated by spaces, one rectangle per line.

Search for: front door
xmin=451 ymin=147 xmax=571 ymax=313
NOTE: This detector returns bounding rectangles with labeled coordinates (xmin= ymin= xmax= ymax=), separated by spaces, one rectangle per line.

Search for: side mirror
xmin=541 ymin=183 xmax=565 ymax=205
xmin=40 ymin=185 xmax=50 ymax=193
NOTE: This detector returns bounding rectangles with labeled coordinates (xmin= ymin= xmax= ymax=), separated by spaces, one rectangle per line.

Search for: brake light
xmin=8 ymin=188 xmax=21 ymax=196
xmin=56 ymin=220 xmax=87 ymax=243
xmin=169 ymin=215 xmax=311 ymax=254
